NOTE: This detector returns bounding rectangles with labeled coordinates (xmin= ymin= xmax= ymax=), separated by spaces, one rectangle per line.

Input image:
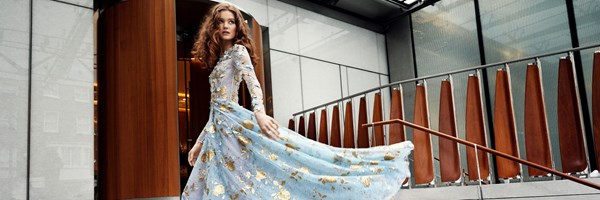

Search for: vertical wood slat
xmin=330 ymin=105 xmax=342 ymax=147
xmin=389 ymin=88 xmax=405 ymax=144
xmin=557 ymin=57 xmax=588 ymax=173
xmin=414 ymin=84 xmax=434 ymax=184
xmin=319 ymin=109 xmax=329 ymax=144
xmin=307 ymin=113 xmax=317 ymax=140
xmin=438 ymin=80 xmax=461 ymax=182
xmin=372 ymin=93 xmax=385 ymax=146
xmin=493 ymin=69 xmax=520 ymax=178
xmin=524 ymin=63 xmax=553 ymax=176
xmin=298 ymin=116 xmax=306 ymax=137
xmin=465 ymin=75 xmax=490 ymax=181
xmin=357 ymin=97 xmax=370 ymax=148
xmin=288 ymin=119 xmax=295 ymax=131
xmin=593 ymin=52 xmax=600 ymax=168
xmin=344 ymin=101 xmax=356 ymax=148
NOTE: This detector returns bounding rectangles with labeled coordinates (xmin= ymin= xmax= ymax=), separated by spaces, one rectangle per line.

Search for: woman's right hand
xmin=188 ymin=142 xmax=203 ymax=166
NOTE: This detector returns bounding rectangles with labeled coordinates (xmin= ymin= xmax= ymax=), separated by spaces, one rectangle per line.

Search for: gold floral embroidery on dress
xmin=198 ymin=170 xmax=207 ymax=182
xmin=206 ymin=149 xmax=215 ymax=162
xmin=225 ymin=159 xmax=235 ymax=171
xmin=207 ymin=124 xmax=216 ymax=133
xmin=384 ymin=153 xmax=399 ymax=160
xmin=360 ymin=177 xmax=372 ymax=188
xmin=279 ymin=136 xmax=289 ymax=142
xmin=289 ymin=171 xmax=302 ymax=181
xmin=237 ymin=136 xmax=252 ymax=147
xmin=201 ymin=152 xmax=208 ymax=163
xmin=213 ymin=184 xmax=225 ymax=196
xmin=350 ymin=164 xmax=363 ymax=170
xmin=316 ymin=191 xmax=327 ymax=199
xmin=299 ymin=167 xmax=310 ymax=174
xmin=285 ymin=143 xmax=300 ymax=151
xmin=255 ymin=170 xmax=267 ymax=181
xmin=242 ymin=120 xmax=254 ymax=130
xmin=318 ymin=176 xmax=338 ymax=184
xmin=268 ymin=154 xmax=279 ymax=161
xmin=274 ymin=188 xmax=291 ymax=200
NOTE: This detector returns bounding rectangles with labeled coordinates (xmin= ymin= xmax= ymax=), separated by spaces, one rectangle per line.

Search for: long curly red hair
xmin=191 ymin=3 xmax=257 ymax=69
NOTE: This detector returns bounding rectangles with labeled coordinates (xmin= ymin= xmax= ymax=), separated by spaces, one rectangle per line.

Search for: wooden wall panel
xmin=438 ymin=80 xmax=461 ymax=182
xmin=97 ymin=0 xmax=179 ymax=198
xmin=319 ymin=109 xmax=329 ymax=144
xmin=465 ymin=75 xmax=490 ymax=181
xmin=330 ymin=105 xmax=342 ymax=147
xmin=343 ymin=101 xmax=356 ymax=148
xmin=593 ymin=52 xmax=600 ymax=168
xmin=414 ymin=84 xmax=434 ymax=184
xmin=389 ymin=88 xmax=405 ymax=144
xmin=524 ymin=63 xmax=553 ymax=176
xmin=493 ymin=70 xmax=520 ymax=178
xmin=307 ymin=112 xmax=317 ymax=140
xmin=557 ymin=57 xmax=587 ymax=173
xmin=372 ymin=93 xmax=385 ymax=146
xmin=357 ymin=97 xmax=370 ymax=148
xmin=298 ymin=116 xmax=306 ymax=137
xmin=288 ymin=119 xmax=295 ymax=131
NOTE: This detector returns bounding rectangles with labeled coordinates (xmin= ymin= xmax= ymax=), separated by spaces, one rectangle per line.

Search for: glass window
xmin=574 ymin=0 xmax=600 ymax=139
xmin=480 ymin=0 xmax=572 ymax=174
xmin=411 ymin=0 xmax=480 ymax=184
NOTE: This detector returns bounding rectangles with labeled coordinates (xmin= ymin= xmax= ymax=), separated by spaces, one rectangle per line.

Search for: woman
xmin=182 ymin=3 xmax=413 ymax=200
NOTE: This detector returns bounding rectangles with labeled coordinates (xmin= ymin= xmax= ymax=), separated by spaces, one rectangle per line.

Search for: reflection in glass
xmin=29 ymin=1 xmax=94 ymax=198
xmin=0 ymin=0 xmax=30 ymax=199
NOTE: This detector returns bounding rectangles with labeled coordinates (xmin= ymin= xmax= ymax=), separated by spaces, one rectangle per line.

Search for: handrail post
xmin=475 ymin=144 xmax=484 ymax=199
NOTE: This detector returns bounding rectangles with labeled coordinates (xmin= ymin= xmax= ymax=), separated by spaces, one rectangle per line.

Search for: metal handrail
xmin=362 ymin=118 xmax=600 ymax=191
xmin=293 ymin=43 xmax=600 ymax=116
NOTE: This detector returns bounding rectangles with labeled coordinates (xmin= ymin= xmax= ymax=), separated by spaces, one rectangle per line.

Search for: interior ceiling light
xmin=404 ymin=0 xmax=418 ymax=5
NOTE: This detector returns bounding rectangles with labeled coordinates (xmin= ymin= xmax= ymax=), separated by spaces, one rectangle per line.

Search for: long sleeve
xmin=196 ymin=130 xmax=207 ymax=144
xmin=232 ymin=45 xmax=265 ymax=113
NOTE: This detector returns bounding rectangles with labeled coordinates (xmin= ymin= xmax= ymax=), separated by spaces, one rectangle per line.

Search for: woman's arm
xmin=233 ymin=45 xmax=280 ymax=140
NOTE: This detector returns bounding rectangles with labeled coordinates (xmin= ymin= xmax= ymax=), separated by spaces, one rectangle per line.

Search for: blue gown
xmin=181 ymin=44 xmax=414 ymax=200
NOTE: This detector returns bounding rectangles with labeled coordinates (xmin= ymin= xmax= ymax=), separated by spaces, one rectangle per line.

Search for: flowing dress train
xmin=182 ymin=44 xmax=413 ymax=200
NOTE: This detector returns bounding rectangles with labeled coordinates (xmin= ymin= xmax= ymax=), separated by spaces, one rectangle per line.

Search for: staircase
xmin=288 ymin=44 xmax=600 ymax=197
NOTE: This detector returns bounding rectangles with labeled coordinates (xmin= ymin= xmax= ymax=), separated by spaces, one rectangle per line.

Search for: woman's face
xmin=218 ymin=10 xmax=237 ymax=43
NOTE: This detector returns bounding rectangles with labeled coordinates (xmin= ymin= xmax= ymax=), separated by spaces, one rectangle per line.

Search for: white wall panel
xmin=30 ymin=0 xmax=94 ymax=199
xmin=300 ymin=57 xmax=342 ymax=109
xmin=267 ymin=0 xmax=299 ymax=54
xmin=300 ymin=58 xmax=341 ymax=142
xmin=346 ymin=67 xmax=380 ymax=145
xmin=57 ymin=0 xmax=92 ymax=8
xmin=297 ymin=8 xmax=381 ymax=74
xmin=228 ymin=0 xmax=268 ymax=26
xmin=377 ymin=33 xmax=388 ymax=75
xmin=340 ymin=66 xmax=349 ymax=97
xmin=270 ymin=50 xmax=303 ymax=125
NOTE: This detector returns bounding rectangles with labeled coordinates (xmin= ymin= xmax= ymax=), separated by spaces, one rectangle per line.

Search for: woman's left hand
xmin=255 ymin=111 xmax=281 ymax=140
